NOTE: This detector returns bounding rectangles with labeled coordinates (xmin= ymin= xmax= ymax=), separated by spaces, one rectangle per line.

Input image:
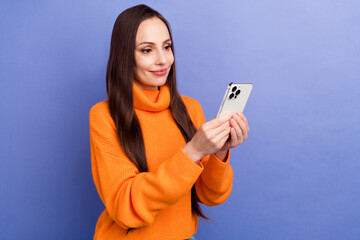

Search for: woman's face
xmin=134 ymin=17 xmax=174 ymax=90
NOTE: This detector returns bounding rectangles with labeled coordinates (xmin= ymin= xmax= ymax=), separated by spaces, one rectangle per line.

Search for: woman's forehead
xmin=136 ymin=17 xmax=170 ymax=44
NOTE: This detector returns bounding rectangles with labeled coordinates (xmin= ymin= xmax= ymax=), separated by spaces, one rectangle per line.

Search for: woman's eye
xmin=165 ymin=45 xmax=172 ymax=50
xmin=141 ymin=49 xmax=151 ymax=53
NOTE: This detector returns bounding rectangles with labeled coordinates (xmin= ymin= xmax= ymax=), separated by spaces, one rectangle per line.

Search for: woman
xmin=89 ymin=4 xmax=249 ymax=240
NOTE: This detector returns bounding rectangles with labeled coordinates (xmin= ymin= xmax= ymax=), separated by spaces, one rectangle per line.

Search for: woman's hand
xmin=182 ymin=113 xmax=232 ymax=163
xmin=215 ymin=112 xmax=249 ymax=160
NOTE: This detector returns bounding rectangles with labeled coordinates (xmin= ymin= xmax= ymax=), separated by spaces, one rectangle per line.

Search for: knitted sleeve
xmin=89 ymin=101 xmax=203 ymax=229
xmin=181 ymin=96 xmax=234 ymax=206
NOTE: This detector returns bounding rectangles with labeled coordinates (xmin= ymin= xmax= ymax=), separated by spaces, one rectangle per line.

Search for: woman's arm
xmin=182 ymin=99 xmax=249 ymax=206
xmin=89 ymin=103 xmax=203 ymax=229
xmin=194 ymin=152 xmax=233 ymax=206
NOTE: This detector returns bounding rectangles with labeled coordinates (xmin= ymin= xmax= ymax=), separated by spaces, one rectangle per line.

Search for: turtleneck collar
xmin=133 ymin=82 xmax=171 ymax=112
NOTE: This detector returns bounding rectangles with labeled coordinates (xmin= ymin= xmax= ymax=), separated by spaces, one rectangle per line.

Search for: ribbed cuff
xmin=202 ymin=150 xmax=231 ymax=184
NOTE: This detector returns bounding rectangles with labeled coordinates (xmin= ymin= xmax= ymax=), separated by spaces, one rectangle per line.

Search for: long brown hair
xmin=106 ymin=4 xmax=208 ymax=220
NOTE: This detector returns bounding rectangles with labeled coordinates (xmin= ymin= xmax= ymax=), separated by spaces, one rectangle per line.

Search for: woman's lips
xmin=150 ymin=68 xmax=168 ymax=76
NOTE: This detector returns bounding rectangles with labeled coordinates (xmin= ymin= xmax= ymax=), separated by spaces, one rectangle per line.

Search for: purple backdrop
xmin=1 ymin=0 xmax=360 ymax=239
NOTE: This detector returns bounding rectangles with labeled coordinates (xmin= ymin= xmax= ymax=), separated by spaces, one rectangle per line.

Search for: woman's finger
xmin=229 ymin=128 xmax=236 ymax=147
xmin=232 ymin=114 xmax=248 ymax=139
xmin=205 ymin=120 xmax=231 ymax=139
xmin=230 ymin=118 xmax=242 ymax=141
xmin=207 ymin=113 xmax=232 ymax=129
xmin=237 ymin=112 xmax=249 ymax=132
xmin=230 ymin=127 xmax=243 ymax=147
xmin=213 ymin=125 xmax=231 ymax=145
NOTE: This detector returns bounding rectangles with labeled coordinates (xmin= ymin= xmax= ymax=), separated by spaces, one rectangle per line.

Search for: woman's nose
xmin=155 ymin=50 xmax=167 ymax=65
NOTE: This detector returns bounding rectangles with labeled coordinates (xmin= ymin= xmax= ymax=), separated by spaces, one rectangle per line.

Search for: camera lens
xmin=229 ymin=93 xmax=234 ymax=99
xmin=236 ymin=89 xmax=241 ymax=95
xmin=232 ymin=86 xmax=237 ymax=92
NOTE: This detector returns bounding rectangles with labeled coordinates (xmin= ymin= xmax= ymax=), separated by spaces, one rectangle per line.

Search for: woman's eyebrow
xmin=137 ymin=38 xmax=171 ymax=46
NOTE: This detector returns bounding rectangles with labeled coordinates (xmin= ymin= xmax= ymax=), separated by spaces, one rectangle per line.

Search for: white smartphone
xmin=217 ymin=82 xmax=253 ymax=117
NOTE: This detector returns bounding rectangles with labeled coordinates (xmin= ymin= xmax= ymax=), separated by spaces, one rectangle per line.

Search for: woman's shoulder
xmin=89 ymin=100 xmax=113 ymax=126
xmin=181 ymin=95 xmax=203 ymax=111
xmin=180 ymin=95 xmax=205 ymax=126
xmin=90 ymin=100 xmax=109 ymax=115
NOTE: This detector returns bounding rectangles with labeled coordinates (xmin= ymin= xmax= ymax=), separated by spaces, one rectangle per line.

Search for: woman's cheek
xmin=167 ymin=53 xmax=174 ymax=65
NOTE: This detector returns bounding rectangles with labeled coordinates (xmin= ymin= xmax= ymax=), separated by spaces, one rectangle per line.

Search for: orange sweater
xmin=89 ymin=83 xmax=233 ymax=240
